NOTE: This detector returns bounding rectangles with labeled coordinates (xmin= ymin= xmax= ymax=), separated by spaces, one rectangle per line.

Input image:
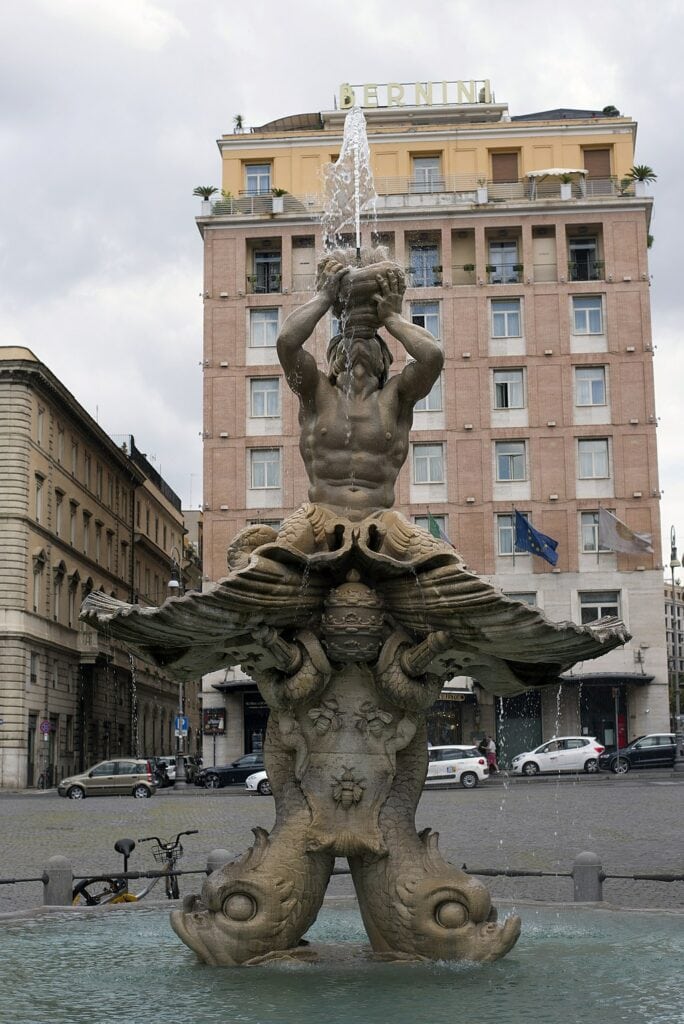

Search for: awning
xmin=526 ymin=167 xmax=587 ymax=178
xmin=559 ymin=671 xmax=654 ymax=687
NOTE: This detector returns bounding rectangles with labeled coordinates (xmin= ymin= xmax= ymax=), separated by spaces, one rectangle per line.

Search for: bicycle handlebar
xmin=138 ymin=829 xmax=199 ymax=849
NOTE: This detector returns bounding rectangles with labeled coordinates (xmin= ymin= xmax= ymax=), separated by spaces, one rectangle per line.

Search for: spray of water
xmin=322 ymin=106 xmax=376 ymax=254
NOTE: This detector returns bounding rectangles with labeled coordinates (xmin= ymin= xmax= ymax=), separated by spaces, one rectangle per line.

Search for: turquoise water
xmin=2 ymin=905 xmax=681 ymax=1024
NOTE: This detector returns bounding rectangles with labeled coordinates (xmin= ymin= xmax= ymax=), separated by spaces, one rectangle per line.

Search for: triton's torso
xmin=299 ymin=374 xmax=411 ymax=513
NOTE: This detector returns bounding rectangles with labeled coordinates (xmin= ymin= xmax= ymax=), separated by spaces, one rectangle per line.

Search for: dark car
xmin=598 ymin=733 xmax=676 ymax=774
xmin=195 ymin=753 xmax=265 ymax=789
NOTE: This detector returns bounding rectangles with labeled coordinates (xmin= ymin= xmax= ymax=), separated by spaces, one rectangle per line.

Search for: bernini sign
xmin=339 ymin=80 xmax=493 ymax=109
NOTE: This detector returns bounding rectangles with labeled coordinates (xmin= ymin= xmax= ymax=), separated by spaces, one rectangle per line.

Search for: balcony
xmin=567 ymin=259 xmax=604 ymax=282
xmin=200 ymin=176 xmax=641 ymax=221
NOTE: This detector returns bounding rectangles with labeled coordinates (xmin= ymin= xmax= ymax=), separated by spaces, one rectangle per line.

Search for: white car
xmin=425 ymin=745 xmax=489 ymax=789
xmin=510 ymin=736 xmax=605 ymax=776
xmin=245 ymin=770 xmax=272 ymax=796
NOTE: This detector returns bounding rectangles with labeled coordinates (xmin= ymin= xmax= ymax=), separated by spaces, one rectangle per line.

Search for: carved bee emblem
xmin=307 ymin=696 xmax=344 ymax=735
xmin=354 ymin=701 xmax=393 ymax=737
xmin=331 ymin=766 xmax=365 ymax=808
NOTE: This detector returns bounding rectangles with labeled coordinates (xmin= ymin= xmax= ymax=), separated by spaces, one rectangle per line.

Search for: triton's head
xmin=326 ymin=333 xmax=393 ymax=388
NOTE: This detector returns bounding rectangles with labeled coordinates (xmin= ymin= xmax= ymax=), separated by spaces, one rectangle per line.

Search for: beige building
xmin=197 ymin=83 xmax=667 ymax=763
xmin=0 ymin=348 xmax=200 ymax=789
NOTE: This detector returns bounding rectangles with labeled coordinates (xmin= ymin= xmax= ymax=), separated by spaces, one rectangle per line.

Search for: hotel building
xmin=196 ymin=82 xmax=667 ymax=763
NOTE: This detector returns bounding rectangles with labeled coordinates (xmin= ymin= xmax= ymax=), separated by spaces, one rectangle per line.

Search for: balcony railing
xmin=567 ymin=259 xmax=604 ymax=282
xmin=246 ymin=271 xmax=282 ymax=294
xmin=203 ymin=176 xmax=631 ymax=219
xmin=405 ymin=267 xmax=443 ymax=288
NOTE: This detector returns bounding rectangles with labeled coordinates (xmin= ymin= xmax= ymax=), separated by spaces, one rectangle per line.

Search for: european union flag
xmin=514 ymin=510 xmax=559 ymax=566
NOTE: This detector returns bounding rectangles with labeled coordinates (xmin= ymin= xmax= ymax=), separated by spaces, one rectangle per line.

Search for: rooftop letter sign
xmin=339 ymin=80 xmax=493 ymax=109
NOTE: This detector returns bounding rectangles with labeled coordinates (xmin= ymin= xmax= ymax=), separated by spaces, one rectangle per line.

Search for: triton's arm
xmin=373 ymin=269 xmax=443 ymax=401
xmin=277 ymin=263 xmax=348 ymax=398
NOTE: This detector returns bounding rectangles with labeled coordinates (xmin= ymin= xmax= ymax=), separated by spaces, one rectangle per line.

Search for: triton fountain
xmin=81 ymin=108 xmax=628 ymax=967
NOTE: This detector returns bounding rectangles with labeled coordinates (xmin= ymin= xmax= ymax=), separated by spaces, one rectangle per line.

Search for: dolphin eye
xmin=435 ymin=901 xmax=468 ymax=928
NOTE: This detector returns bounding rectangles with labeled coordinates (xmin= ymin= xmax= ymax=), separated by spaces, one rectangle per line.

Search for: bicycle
xmin=72 ymin=830 xmax=198 ymax=905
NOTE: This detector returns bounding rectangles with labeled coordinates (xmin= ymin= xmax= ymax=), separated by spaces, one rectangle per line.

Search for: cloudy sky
xmin=1 ymin=0 xmax=681 ymax=564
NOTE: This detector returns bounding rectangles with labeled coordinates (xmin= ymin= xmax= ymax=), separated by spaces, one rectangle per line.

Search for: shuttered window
xmin=583 ymin=149 xmax=611 ymax=177
xmin=491 ymin=152 xmax=519 ymax=182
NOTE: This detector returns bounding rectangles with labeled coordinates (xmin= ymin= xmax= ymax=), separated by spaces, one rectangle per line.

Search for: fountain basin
xmin=2 ymin=902 xmax=680 ymax=1023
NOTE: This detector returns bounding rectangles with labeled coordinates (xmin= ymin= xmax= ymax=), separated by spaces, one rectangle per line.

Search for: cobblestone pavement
xmin=1 ymin=772 xmax=682 ymax=914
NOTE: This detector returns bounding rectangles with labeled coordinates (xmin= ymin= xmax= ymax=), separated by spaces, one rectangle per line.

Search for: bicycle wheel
xmin=72 ymin=877 xmax=125 ymax=906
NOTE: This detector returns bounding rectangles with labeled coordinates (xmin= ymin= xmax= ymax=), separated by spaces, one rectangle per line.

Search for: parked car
xmin=245 ymin=770 xmax=272 ymax=796
xmin=57 ymin=759 xmax=157 ymax=800
xmin=425 ymin=745 xmax=489 ymax=788
xmin=195 ymin=753 xmax=265 ymax=789
xmin=598 ymin=734 xmax=676 ymax=774
xmin=510 ymin=736 xmax=604 ymax=776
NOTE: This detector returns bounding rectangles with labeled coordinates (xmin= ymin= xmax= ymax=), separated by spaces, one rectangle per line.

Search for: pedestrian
xmin=486 ymin=735 xmax=499 ymax=773
xmin=477 ymin=736 xmax=488 ymax=758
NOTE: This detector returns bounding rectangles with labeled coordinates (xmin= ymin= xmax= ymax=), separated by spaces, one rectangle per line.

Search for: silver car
xmin=57 ymin=759 xmax=157 ymax=799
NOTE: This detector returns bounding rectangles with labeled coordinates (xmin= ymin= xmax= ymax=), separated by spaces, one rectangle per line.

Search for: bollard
xmin=43 ymin=855 xmax=74 ymax=906
xmin=206 ymin=849 xmax=235 ymax=875
xmin=572 ymin=851 xmax=603 ymax=902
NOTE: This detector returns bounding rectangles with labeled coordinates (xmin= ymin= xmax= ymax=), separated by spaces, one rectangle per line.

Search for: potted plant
xmin=512 ymin=263 xmax=524 ymax=276
xmin=463 ymin=263 xmax=475 ymax=273
xmin=233 ymin=113 xmax=245 ymax=133
xmin=559 ymin=173 xmax=573 ymax=200
xmin=193 ymin=185 xmax=218 ymax=213
xmin=485 ymin=264 xmax=497 ymax=280
xmin=476 ymin=178 xmax=488 ymax=204
xmin=626 ymin=164 xmax=657 ymax=197
xmin=271 ymin=187 xmax=288 ymax=214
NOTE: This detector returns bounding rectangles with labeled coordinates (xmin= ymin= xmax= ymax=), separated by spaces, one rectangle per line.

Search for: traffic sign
xmin=174 ymin=715 xmax=188 ymax=737
xmin=39 ymin=720 xmax=52 ymax=735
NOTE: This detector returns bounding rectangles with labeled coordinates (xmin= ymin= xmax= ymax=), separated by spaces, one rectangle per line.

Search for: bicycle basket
xmin=152 ymin=845 xmax=182 ymax=863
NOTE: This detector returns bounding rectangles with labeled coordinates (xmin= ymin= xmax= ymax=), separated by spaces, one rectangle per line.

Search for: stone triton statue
xmin=81 ymin=247 xmax=629 ymax=967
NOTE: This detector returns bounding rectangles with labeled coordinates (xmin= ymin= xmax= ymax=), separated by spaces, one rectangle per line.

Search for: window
xmin=83 ymin=452 xmax=91 ymax=490
xmin=154 ymin=515 xmax=159 ymax=544
xmin=575 ymin=366 xmax=606 ymax=405
xmin=578 ymin=439 xmax=609 ymax=479
xmin=69 ymin=502 xmax=78 ymax=546
xmin=491 ymin=299 xmax=521 ymax=338
xmin=491 ymin=152 xmax=519 ymax=183
xmin=71 ymin=440 xmax=78 ymax=476
xmin=408 ymin=245 xmax=440 ymax=288
xmin=245 ymin=163 xmax=271 ymax=195
xmin=414 ymin=376 xmax=442 ymax=412
xmin=495 ymin=441 xmax=526 ymax=481
xmin=55 ymin=491 xmax=63 ymax=537
xmin=579 ymin=590 xmax=620 ymax=624
xmin=504 ymin=591 xmax=538 ymax=606
xmin=95 ymin=523 xmax=102 ymax=563
xmin=250 ymin=308 xmax=279 ymax=347
xmin=36 ymin=407 xmax=44 ymax=445
xmin=106 ymin=531 xmax=113 ymax=570
xmin=57 ymin=426 xmax=64 ymax=463
xmin=30 ymin=652 xmax=39 ymax=685
xmin=163 ymin=524 xmax=167 ymax=550
xmin=250 ymin=377 xmax=281 ymax=417
xmin=497 ymin=513 xmax=527 ymax=555
xmin=247 ymin=518 xmax=282 ymax=529
xmin=35 ymin=475 xmax=44 ymax=523
xmin=96 ymin=464 xmax=103 ymax=499
xmin=581 ymin=511 xmax=611 ymax=553
xmin=413 ymin=443 xmax=444 ymax=484
xmin=68 ymin=586 xmax=76 ymax=628
xmin=568 ymin=238 xmax=601 ymax=281
xmin=33 ymin=563 xmax=42 ymax=612
xmin=107 ymin=474 xmax=114 ymax=508
xmin=250 ymin=448 xmax=281 ymax=489
xmin=83 ymin=512 xmax=91 ymax=556
xmin=410 ymin=301 xmax=440 ymax=340
xmin=494 ymin=368 xmax=524 ymax=409
xmin=572 ymin=296 xmax=603 ymax=335
xmin=414 ymin=514 xmax=446 ymax=535
xmin=252 ymin=251 xmax=281 ymax=294
xmin=412 ymin=156 xmax=442 ymax=192
xmin=53 ymin=573 xmax=62 ymax=622
xmin=488 ymin=241 xmax=519 ymax=283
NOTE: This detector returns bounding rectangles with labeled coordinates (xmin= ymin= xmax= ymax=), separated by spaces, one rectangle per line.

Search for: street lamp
xmin=168 ymin=546 xmax=187 ymax=787
xmin=669 ymin=527 xmax=683 ymax=767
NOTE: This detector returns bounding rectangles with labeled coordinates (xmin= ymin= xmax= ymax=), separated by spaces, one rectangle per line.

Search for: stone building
xmin=195 ymin=82 xmax=667 ymax=763
xmin=0 ymin=347 xmax=200 ymax=789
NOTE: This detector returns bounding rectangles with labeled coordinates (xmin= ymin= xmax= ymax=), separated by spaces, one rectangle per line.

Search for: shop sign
xmin=339 ymin=80 xmax=493 ymax=110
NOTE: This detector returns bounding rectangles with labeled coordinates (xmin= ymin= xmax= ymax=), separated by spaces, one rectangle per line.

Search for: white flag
xmin=598 ymin=508 xmax=653 ymax=554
